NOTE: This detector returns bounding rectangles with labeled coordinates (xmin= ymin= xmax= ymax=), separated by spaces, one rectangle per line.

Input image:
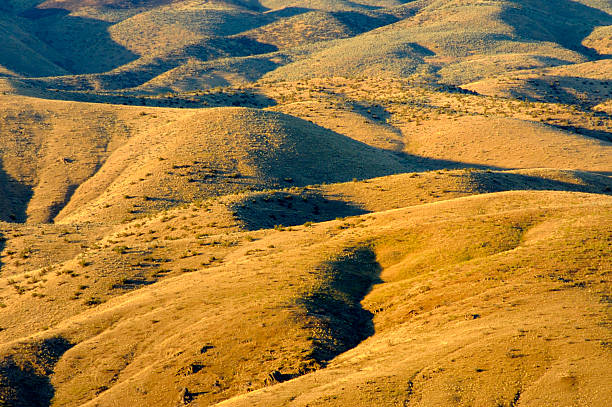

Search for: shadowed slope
xmin=0 ymin=337 xmax=72 ymax=407
xmin=0 ymin=15 xmax=69 ymax=77
xmin=21 ymin=9 xmax=138 ymax=74
xmin=0 ymin=158 xmax=33 ymax=223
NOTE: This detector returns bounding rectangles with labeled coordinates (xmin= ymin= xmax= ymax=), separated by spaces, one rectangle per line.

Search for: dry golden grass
xmin=0 ymin=0 xmax=610 ymax=405
xmin=218 ymin=191 xmax=612 ymax=407
xmin=0 ymin=93 xmax=186 ymax=223
xmin=403 ymin=115 xmax=611 ymax=171
xmin=54 ymin=106 xmax=406 ymax=224
xmin=0 ymin=190 xmax=609 ymax=406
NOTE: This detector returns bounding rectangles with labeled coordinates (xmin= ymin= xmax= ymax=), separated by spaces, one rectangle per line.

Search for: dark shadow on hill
xmin=29 ymin=0 xmax=176 ymax=13
xmin=48 ymin=184 xmax=78 ymax=223
xmin=298 ymin=247 xmax=381 ymax=365
xmin=331 ymin=10 xmax=399 ymax=34
xmin=231 ymin=190 xmax=368 ymax=230
xmin=189 ymin=37 xmax=279 ymax=59
xmin=346 ymin=100 xmax=403 ymax=135
xmin=265 ymin=7 xmax=311 ymax=19
xmin=553 ymin=124 xmax=612 ymax=143
xmin=84 ymin=38 xmax=280 ymax=91
xmin=0 ymin=233 xmax=5 ymax=274
xmin=20 ymin=6 xmax=138 ymax=74
xmin=469 ymin=170 xmax=612 ymax=196
xmin=502 ymin=0 xmax=612 ymax=59
xmin=0 ymin=336 xmax=73 ymax=407
xmin=5 ymin=78 xmax=278 ymax=108
xmin=391 ymin=151 xmax=503 ymax=172
xmin=0 ymin=158 xmax=33 ymax=223
xmin=506 ymin=76 xmax=612 ymax=110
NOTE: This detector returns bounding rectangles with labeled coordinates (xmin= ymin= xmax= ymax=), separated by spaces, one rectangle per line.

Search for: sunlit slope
xmin=55 ymin=106 xmax=407 ymax=224
xmin=217 ymin=191 xmax=612 ymax=407
xmin=0 ymin=94 xmax=187 ymax=223
xmin=264 ymin=0 xmax=610 ymax=85
xmin=1 ymin=168 xmax=608 ymax=292
xmin=0 ymin=0 xmax=609 ymax=405
xmin=401 ymin=116 xmax=611 ymax=171
xmin=0 ymin=191 xmax=608 ymax=406
xmin=1 ymin=76 xmax=609 ymax=225
xmin=1 ymin=168 xmax=608 ymax=342
xmin=584 ymin=25 xmax=612 ymax=55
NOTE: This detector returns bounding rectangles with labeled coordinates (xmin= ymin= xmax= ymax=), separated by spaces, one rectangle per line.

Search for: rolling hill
xmin=0 ymin=0 xmax=610 ymax=406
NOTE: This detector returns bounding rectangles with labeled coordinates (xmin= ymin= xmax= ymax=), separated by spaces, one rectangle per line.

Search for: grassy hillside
xmin=2 ymin=0 xmax=609 ymax=93
xmin=0 ymin=0 xmax=610 ymax=406
xmin=55 ymin=106 xmax=407 ymax=224
xmin=0 ymin=94 xmax=187 ymax=223
xmin=0 ymin=190 xmax=609 ymax=406
xmin=1 ymin=75 xmax=610 ymax=224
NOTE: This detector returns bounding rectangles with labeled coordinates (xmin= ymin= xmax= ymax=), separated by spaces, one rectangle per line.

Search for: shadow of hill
xmin=20 ymin=6 xmax=138 ymax=74
xmin=553 ymin=124 xmax=612 ymax=143
xmin=503 ymin=0 xmax=612 ymax=58
xmin=0 ymin=232 xmax=5 ymax=274
xmin=231 ymin=190 xmax=368 ymax=230
xmin=37 ymin=0 xmax=176 ymax=12
xmin=5 ymin=78 xmax=278 ymax=108
xmin=265 ymin=6 xmax=311 ymax=19
xmin=507 ymin=75 xmax=612 ymax=108
xmin=0 ymin=157 xmax=33 ymax=223
xmin=47 ymin=183 xmax=78 ymax=223
xmin=85 ymin=38 xmax=279 ymax=91
xmin=331 ymin=10 xmax=399 ymax=34
xmin=0 ymin=336 xmax=73 ymax=407
xmin=298 ymin=247 xmax=381 ymax=365
xmin=391 ymin=151 xmax=503 ymax=172
xmin=469 ymin=170 xmax=612 ymax=196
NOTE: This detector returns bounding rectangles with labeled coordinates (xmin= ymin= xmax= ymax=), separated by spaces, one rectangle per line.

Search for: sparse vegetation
xmin=112 ymin=245 xmax=129 ymax=255
xmin=0 ymin=1 xmax=609 ymax=406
